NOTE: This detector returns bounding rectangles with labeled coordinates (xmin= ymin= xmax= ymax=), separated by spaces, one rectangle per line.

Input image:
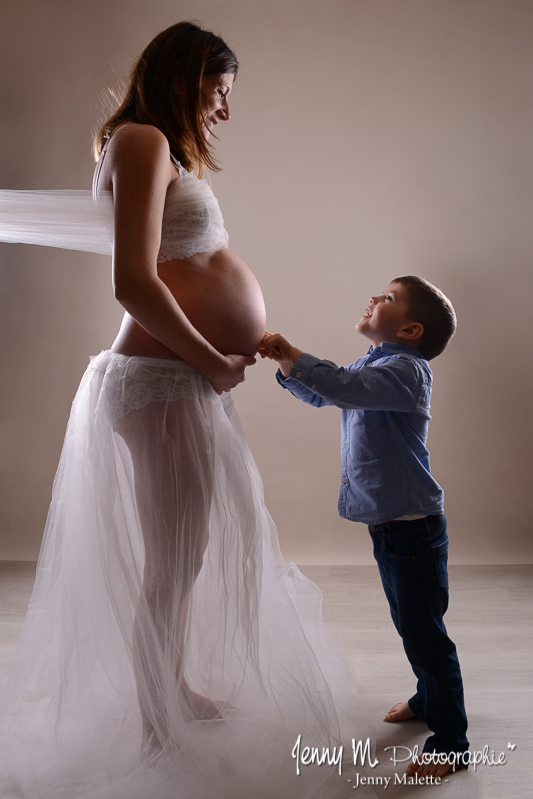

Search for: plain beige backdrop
xmin=0 ymin=0 xmax=531 ymax=564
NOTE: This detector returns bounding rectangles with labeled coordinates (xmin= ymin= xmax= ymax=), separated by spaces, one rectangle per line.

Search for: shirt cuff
xmin=275 ymin=368 xmax=288 ymax=384
xmin=275 ymin=368 xmax=303 ymax=388
xmin=289 ymin=352 xmax=322 ymax=382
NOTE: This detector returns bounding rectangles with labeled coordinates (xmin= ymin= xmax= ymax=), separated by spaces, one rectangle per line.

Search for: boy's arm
xmin=291 ymin=352 xmax=430 ymax=413
xmin=261 ymin=332 xmax=334 ymax=408
xmin=276 ymin=368 xmax=334 ymax=408
xmin=261 ymin=332 xmax=429 ymax=413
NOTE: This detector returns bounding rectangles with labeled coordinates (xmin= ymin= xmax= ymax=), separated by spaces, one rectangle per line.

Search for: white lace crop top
xmin=157 ymin=157 xmax=229 ymax=261
xmin=93 ymin=136 xmax=230 ymax=262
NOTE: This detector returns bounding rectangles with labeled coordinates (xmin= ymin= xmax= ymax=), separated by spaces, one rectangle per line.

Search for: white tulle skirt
xmin=0 ymin=352 xmax=371 ymax=799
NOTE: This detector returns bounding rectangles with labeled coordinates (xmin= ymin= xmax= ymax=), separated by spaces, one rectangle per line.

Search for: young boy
xmin=261 ymin=275 xmax=468 ymax=778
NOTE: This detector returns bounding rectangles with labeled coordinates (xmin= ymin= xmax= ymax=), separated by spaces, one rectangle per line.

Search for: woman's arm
xmin=106 ymin=124 xmax=254 ymax=392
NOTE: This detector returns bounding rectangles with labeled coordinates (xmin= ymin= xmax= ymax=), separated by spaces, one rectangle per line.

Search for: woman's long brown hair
xmin=94 ymin=22 xmax=238 ymax=176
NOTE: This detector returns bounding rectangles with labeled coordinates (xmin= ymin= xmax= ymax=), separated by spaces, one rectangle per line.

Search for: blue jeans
xmin=369 ymin=514 xmax=469 ymax=754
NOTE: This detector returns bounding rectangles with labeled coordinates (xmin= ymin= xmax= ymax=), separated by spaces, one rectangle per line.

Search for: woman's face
xmin=201 ymin=73 xmax=234 ymax=138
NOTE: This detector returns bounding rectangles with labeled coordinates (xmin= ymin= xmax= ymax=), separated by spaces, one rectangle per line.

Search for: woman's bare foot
xmin=182 ymin=689 xmax=234 ymax=720
xmin=384 ymin=701 xmax=416 ymax=723
xmin=140 ymin=727 xmax=163 ymax=764
xmin=139 ymin=692 xmax=233 ymax=762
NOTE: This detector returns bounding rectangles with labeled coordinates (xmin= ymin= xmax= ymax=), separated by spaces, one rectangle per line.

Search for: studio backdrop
xmin=0 ymin=0 xmax=531 ymax=564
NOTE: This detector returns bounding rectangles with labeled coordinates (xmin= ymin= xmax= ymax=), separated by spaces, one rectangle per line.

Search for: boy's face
xmin=355 ymin=281 xmax=419 ymax=348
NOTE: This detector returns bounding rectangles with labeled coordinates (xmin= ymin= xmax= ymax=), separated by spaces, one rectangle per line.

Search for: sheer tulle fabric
xmin=0 ymin=190 xmax=113 ymax=254
xmin=1 ymin=353 xmax=364 ymax=799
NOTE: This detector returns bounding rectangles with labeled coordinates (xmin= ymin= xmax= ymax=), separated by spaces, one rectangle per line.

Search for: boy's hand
xmin=260 ymin=332 xmax=303 ymax=378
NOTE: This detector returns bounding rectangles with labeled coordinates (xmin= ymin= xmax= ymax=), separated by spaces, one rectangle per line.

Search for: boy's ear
xmin=397 ymin=322 xmax=424 ymax=342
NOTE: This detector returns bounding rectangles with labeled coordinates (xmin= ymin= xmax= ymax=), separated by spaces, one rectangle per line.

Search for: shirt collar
xmin=366 ymin=342 xmax=428 ymax=361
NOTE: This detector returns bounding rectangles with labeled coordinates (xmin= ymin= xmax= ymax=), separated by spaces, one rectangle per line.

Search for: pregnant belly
xmin=112 ymin=249 xmax=266 ymax=359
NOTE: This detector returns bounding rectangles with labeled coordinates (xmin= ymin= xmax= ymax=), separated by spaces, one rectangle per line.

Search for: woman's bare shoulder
xmin=108 ymin=122 xmax=170 ymax=158
xmin=104 ymin=124 xmax=172 ymax=183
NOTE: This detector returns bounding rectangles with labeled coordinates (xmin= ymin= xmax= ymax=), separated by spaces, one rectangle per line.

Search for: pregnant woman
xmin=0 ymin=22 xmax=359 ymax=799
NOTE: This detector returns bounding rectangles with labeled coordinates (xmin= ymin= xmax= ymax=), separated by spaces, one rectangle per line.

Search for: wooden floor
xmin=1 ymin=563 xmax=531 ymax=798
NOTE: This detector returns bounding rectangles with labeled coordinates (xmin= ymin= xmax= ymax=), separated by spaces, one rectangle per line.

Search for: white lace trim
xmin=91 ymin=354 xmax=216 ymax=423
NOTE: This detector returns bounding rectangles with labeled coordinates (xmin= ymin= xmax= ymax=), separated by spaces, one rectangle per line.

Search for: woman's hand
xmin=207 ymin=354 xmax=257 ymax=393
xmin=259 ymin=332 xmax=303 ymax=378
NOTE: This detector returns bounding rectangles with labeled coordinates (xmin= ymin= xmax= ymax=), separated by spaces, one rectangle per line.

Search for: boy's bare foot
xmin=384 ymin=701 xmax=416 ymax=722
xmin=405 ymin=760 xmax=455 ymax=779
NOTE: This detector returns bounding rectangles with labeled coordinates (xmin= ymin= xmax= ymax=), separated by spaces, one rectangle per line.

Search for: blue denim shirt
xmin=276 ymin=343 xmax=444 ymax=525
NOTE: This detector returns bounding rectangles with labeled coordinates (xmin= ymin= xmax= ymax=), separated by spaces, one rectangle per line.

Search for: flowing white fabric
xmin=0 ymin=190 xmax=113 ymax=254
xmin=0 ymin=353 xmax=374 ymax=799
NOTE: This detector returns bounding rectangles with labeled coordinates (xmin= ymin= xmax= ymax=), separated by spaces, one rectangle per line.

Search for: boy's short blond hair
xmin=393 ymin=276 xmax=457 ymax=360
